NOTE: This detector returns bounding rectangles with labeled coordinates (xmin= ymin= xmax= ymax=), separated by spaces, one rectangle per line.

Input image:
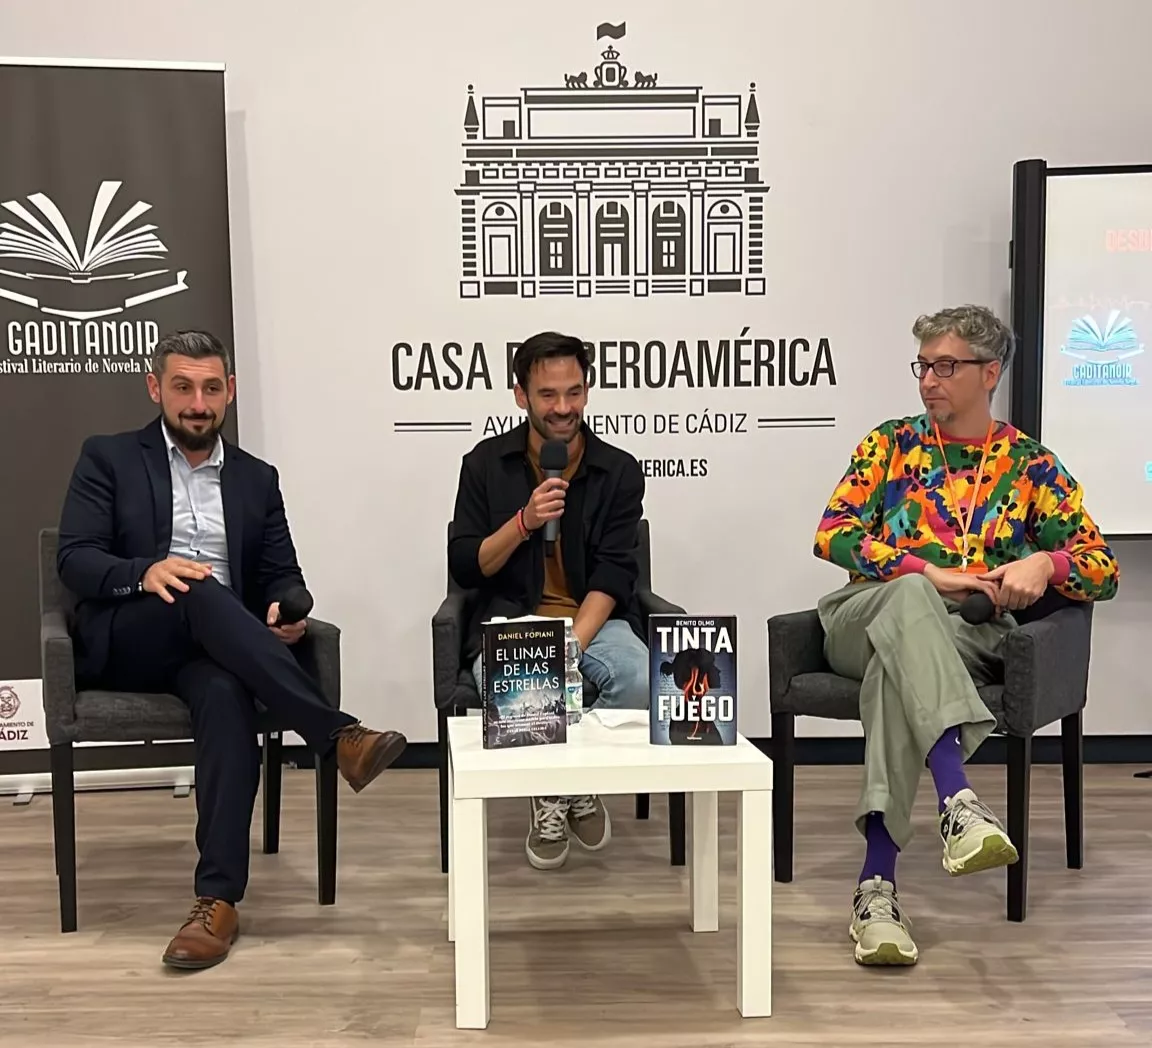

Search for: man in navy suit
xmin=57 ymin=330 xmax=406 ymax=971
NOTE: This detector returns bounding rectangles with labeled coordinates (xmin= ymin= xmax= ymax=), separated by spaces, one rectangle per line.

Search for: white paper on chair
xmin=586 ymin=709 xmax=648 ymax=729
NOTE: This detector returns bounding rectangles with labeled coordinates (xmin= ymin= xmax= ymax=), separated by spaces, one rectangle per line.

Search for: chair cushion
xmin=73 ymin=690 xmax=282 ymax=744
xmin=778 ymin=673 xmax=1007 ymax=732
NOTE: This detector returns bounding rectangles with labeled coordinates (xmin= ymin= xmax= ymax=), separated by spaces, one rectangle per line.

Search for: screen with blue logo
xmin=1041 ymin=170 xmax=1152 ymax=537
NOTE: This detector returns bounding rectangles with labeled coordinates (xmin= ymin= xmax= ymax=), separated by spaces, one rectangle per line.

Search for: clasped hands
xmin=140 ymin=556 xmax=305 ymax=644
xmin=923 ymin=552 xmax=1055 ymax=614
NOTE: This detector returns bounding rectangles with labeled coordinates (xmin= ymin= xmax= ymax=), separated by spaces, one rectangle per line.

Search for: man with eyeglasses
xmin=812 ymin=304 xmax=1119 ymax=966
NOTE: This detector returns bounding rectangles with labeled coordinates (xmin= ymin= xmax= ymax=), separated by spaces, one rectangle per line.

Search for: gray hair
xmin=152 ymin=330 xmax=233 ymax=377
xmin=912 ymin=304 xmax=1015 ymax=374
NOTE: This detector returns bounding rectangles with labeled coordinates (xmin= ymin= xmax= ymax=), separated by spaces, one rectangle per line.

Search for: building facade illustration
xmin=456 ymin=33 xmax=765 ymax=299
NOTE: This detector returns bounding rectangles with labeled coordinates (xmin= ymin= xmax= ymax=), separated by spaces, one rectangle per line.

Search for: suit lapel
xmin=138 ymin=418 xmax=173 ymax=556
xmin=221 ymin=443 xmax=244 ymax=588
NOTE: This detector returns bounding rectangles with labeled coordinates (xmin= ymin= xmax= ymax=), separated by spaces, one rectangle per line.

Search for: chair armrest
xmin=1000 ymin=602 xmax=1093 ymax=735
xmin=637 ymin=588 xmax=685 ymax=624
xmin=767 ymin=609 xmax=829 ymax=708
xmin=432 ymin=590 xmax=471 ymax=709
xmin=40 ymin=609 xmax=78 ymax=742
xmin=296 ymin=617 xmax=341 ymax=710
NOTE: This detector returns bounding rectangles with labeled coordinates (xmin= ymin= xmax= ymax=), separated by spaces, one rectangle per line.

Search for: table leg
xmin=453 ymin=796 xmax=490 ymax=1029
xmin=737 ymin=789 xmax=772 ymax=1018
xmin=690 ymin=791 xmax=719 ymax=932
xmin=447 ymin=749 xmax=455 ymax=943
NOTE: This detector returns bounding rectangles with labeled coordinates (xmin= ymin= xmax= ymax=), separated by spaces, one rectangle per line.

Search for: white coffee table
xmin=446 ymin=713 xmax=773 ymax=1029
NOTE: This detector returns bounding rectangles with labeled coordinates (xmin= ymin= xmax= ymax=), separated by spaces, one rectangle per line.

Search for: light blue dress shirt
xmin=162 ymin=425 xmax=232 ymax=588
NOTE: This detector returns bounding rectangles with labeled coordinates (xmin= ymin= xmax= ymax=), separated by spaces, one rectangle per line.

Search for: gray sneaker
xmin=526 ymin=796 xmax=570 ymax=870
xmin=567 ymin=795 xmax=611 ymax=850
xmin=940 ymin=788 xmax=1019 ymax=877
xmin=849 ymin=876 xmax=918 ymax=966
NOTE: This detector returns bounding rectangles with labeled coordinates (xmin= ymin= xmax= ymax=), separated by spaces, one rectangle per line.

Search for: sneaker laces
xmin=569 ymin=795 xmax=598 ymax=820
xmin=946 ymin=792 xmax=1005 ymax=834
xmin=533 ymin=797 xmax=569 ymax=842
xmin=853 ymin=878 xmax=905 ymax=928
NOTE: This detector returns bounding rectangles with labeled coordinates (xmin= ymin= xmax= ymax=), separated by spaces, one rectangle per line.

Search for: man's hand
xmin=978 ymin=554 xmax=1054 ymax=611
xmin=142 ymin=558 xmax=213 ymax=603
xmin=267 ymin=602 xmax=307 ymax=645
xmin=922 ymin=563 xmax=1002 ymax=608
xmin=523 ymin=477 xmax=567 ymax=531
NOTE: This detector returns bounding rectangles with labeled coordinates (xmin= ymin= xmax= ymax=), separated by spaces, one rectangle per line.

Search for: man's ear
xmin=514 ymin=384 xmax=528 ymax=411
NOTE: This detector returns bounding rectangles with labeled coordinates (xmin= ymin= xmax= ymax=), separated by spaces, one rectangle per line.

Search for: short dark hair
xmin=512 ymin=331 xmax=589 ymax=390
xmin=152 ymin=330 xmax=233 ymax=377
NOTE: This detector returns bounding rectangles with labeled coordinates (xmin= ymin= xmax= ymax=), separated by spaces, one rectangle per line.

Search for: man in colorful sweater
xmin=813 ymin=303 xmax=1119 ymax=967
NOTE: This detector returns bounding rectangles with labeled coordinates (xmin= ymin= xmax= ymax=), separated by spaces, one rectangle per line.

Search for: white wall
xmin=2 ymin=0 xmax=1148 ymax=743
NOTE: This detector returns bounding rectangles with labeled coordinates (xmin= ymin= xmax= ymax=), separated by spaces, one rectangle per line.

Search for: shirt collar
xmin=161 ymin=420 xmax=224 ymax=469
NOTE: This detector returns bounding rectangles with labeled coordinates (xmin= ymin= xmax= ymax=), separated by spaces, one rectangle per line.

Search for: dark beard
xmin=162 ymin=413 xmax=221 ymax=453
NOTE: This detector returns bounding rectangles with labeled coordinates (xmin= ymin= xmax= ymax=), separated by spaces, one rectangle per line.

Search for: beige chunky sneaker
xmin=526 ymin=796 xmax=570 ymax=869
xmin=849 ymin=876 xmax=919 ymax=966
xmin=940 ymin=788 xmax=1019 ymax=876
xmin=567 ymin=795 xmax=611 ymax=850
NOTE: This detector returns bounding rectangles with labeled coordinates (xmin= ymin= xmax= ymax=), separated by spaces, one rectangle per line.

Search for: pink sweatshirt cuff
xmin=1046 ymin=551 xmax=1072 ymax=586
xmin=895 ymin=554 xmax=928 ymax=576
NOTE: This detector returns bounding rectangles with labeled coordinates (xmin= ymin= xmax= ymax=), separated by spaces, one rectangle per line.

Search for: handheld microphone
xmin=959 ymin=591 xmax=995 ymax=625
xmin=539 ymin=439 xmax=569 ymax=546
xmin=276 ymin=586 xmax=314 ymax=626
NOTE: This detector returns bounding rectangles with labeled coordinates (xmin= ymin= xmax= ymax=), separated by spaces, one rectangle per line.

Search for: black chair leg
xmin=772 ymin=712 xmax=795 ymax=883
xmin=1061 ymin=711 xmax=1084 ymax=869
xmin=669 ymin=792 xmax=686 ymax=866
xmin=50 ymin=742 xmax=77 ymax=933
xmin=1006 ymin=733 xmax=1031 ymax=922
xmin=635 ymin=794 xmax=651 ymax=820
xmin=262 ymin=731 xmax=283 ymax=855
xmin=438 ymin=707 xmax=450 ymax=874
xmin=315 ymin=748 xmax=337 ymax=906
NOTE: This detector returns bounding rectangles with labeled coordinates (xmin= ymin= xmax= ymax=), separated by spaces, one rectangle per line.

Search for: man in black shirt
xmin=448 ymin=331 xmax=648 ymax=870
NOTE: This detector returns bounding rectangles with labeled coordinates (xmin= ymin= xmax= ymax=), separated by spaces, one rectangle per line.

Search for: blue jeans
xmin=471 ymin=618 xmax=649 ymax=710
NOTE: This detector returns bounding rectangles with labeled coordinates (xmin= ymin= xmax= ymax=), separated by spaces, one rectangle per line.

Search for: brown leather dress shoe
xmin=162 ymin=898 xmax=239 ymax=970
xmin=335 ymin=725 xmax=407 ymax=793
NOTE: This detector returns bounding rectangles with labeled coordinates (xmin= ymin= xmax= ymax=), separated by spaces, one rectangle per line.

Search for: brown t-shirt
xmin=527 ymin=437 xmax=584 ymax=619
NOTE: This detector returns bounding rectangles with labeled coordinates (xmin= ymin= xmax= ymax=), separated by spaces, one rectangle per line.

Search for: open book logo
xmin=1060 ymin=311 xmax=1142 ymax=387
xmin=0 ymin=180 xmax=188 ymax=321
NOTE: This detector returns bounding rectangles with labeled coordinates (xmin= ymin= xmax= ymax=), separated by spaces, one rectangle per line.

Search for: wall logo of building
xmin=1060 ymin=311 xmax=1143 ymax=387
xmin=0 ymin=179 xmax=188 ymax=371
xmin=456 ymin=21 xmax=765 ymax=301
xmin=0 ymin=685 xmax=19 ymax=720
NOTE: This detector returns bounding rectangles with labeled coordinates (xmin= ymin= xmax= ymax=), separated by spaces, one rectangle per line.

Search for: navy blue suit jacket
xmin=57 ymin=416 xmax=305 ymax=679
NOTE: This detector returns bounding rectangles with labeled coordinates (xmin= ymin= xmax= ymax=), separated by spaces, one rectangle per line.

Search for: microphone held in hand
xmin=959 ymin=591 xmax=995 ymax=625
xmin=276 ymin=586 xmax=314 ymax=626
xmin=539 ymin=439 xmax=569 ymax=545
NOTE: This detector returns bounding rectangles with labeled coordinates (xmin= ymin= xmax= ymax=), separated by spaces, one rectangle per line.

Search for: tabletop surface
xmin=446 ymin=712 xmax=773 ymax=777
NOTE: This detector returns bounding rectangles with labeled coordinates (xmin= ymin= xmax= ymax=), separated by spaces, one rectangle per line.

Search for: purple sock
xmin=927 ymin=726 xmax=970 ymax=812
xmin=859 ymin=811 xmax=899 ymax=887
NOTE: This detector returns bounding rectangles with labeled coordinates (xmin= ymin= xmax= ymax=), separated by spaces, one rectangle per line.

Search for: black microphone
xmin=276 ymin=586 xmax=313 ymax=626
xmin=959 ymin=592 xmax=995 ymax=625
xmin=539 ymin=439 xmax=568 ymax=546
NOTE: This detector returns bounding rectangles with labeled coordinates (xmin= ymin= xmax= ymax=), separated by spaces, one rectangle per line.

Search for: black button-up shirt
xmin=448 ymin=421 xmax=645 ymax=659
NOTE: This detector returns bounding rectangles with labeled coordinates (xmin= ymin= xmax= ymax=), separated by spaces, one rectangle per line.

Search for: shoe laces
xmin=853 ymin=877 xmax=906 ymax=928
xmin=339 ymin=724 xmax=372 ymax=746
xmin=569 ymin=795 xmax=598 ymax=820
xmin=534 ymin=797 xmax=569 ymax=842
xmin=187 ymin=897 xmax=221 ymax=929
xmin=945 ymin=791 xmax=1004 ymax=834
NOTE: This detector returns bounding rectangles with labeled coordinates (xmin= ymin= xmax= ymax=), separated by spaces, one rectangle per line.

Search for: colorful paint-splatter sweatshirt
xmin=814 ymin=414 xmax=1119 ymax=602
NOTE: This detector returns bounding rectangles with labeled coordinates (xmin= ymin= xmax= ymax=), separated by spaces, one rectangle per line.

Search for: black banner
xmin=0 ymin=59 xmax=235 ymax=682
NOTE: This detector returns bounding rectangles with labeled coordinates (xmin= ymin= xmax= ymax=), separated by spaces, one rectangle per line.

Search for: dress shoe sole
xmin=162 ymin=951 xmax=231 ymax=970
xmin=344 ymin=733 xmax=407 ymax=793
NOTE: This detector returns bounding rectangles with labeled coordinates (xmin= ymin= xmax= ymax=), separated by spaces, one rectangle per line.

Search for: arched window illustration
xmin=538 ymin=201 xmax=574 ymax=276
xmin=482 ymin=201 xmax=518 ymax=279
xmin=595 ymin=201 xmax=630 ymax=277
xmin=706 ymin=199 xmax=743 ymax=276
xmin=651 ymin=200 xmax=686 ymax=276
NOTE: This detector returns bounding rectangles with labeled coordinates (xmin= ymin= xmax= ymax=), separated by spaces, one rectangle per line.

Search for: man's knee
xmin=590 ymin=652 xmax=649 ymax=710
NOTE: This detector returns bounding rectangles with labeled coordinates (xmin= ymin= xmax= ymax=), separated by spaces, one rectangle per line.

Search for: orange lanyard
xmin=932 ymin=420 xmax=995 ymax=571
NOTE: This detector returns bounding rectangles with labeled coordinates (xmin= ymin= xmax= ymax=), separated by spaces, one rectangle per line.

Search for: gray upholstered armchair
xmin=432 ymin=518 xmax=687 ymax=873
xmin=767 ymin=587 xmax=1092 ymax=922
xmin=38 ymin=527 xmax=342 ymax=933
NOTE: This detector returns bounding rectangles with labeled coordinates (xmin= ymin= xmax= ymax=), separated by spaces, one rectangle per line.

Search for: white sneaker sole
xmin=849 ymin=925 xmax=919 ymax=966
xmin=570 ymin=805 xmax=612 ymax=852
xmin=943 ymin=827 xmax=1019 ymax=877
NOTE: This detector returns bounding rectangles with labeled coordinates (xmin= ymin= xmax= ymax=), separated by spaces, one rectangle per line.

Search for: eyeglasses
xmin=910 ymin=358 xmax=986 ymax=379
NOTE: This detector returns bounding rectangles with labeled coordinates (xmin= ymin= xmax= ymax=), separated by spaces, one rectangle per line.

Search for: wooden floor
xmin=0 ymin=763 xmax=1150 ymax=1047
